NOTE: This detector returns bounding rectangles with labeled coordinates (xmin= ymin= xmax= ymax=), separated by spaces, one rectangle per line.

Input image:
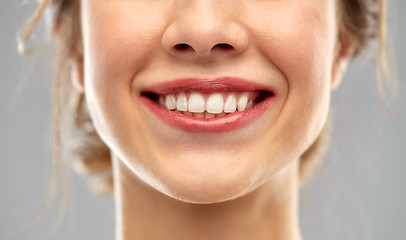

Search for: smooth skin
xmin=72 ymin=0 xmax=357 ymax=239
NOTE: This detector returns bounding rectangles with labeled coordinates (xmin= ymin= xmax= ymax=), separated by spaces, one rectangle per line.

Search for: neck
xmin=113 ymin=155 xmax=302 ymax=240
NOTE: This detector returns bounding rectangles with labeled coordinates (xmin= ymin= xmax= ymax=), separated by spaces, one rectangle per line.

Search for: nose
xmin=162 ymin=1 xmax=249 ymax=60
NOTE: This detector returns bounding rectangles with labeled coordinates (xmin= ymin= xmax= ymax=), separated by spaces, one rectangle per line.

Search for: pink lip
xmin=140 ymin=77 xmax=275 ymax=132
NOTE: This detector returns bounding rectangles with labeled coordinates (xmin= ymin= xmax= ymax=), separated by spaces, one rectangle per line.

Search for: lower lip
xmin=140 ymin=95 xmax=274 ymax=133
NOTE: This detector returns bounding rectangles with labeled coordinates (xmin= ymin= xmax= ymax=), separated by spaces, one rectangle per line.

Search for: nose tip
xmin=161 ymin=5 xmax=249 ymax=60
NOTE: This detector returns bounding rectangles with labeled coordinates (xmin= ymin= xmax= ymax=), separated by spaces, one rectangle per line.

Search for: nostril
xmin=212 ymin=43 xmax=234 ymax=51
xmin=171 ymin=42 xmax=236 ymax=57
xmin=174 ymin=43 xmax=193 ymax=51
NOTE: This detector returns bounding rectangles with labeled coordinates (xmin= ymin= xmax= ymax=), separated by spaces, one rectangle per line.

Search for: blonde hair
xmin=19 ymin=0 xmax=394 ymax=199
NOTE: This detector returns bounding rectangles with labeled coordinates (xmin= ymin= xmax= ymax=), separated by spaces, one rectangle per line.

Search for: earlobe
xmin=54 ymin=22 xmax=85 ymax=92
xmin=331 ymin=29 xmax=358 ymax=91
xmin=71 ymin=53 xmax=85 ymax=92
xmin=331 ymin=56 xmax=350 ymax=91
xmin=70 ymin=38 xmax=85 ymax=92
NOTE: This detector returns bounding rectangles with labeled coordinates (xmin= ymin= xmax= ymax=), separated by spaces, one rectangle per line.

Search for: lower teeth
xmin=173 ymin=110 xmax=230 ymax=119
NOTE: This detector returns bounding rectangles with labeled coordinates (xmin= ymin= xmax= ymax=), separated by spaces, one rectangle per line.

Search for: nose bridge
xmin=162 ymin=0 xmax=248 ymax=58
xmin=183 ymin=0 xmax=223 ymax=36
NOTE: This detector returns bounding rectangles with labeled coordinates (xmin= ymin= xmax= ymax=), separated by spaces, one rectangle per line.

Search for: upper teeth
xmin=159 ymin=92 xmax=253 ymax=115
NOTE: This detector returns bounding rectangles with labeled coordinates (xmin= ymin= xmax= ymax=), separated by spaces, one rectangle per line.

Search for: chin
xmin=143 ymin=156 xmax=266 ymax=204
xmin=160 ymin=175 xmax=257 ymax=204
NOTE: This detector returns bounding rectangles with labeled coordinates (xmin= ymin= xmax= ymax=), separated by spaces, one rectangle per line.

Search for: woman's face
xmin=79 ymin=0 xmax=349 ymax=203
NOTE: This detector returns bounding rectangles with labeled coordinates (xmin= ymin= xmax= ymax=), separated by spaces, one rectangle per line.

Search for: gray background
xmin=1 ymin=1 xmax=405 ymax=240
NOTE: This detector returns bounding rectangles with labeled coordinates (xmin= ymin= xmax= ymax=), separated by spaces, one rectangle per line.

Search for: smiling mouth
xmin=142 ymin=91 xmax=272 ymax=119
xmin=139 ymin=77 xmax=276 ymax=132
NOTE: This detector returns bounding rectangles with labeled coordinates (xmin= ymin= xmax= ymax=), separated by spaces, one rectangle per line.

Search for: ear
xmin=330 ymin=28 xmax=358 ymax=91
xmin=53 ymin=21 xmax=85 ymax=92
xmin=70 ymin=41 xmax=85 ymax=93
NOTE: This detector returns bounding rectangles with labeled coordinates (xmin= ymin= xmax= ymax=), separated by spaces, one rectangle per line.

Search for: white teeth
xmin=163 ymin=91 xmax=256 ymax=116
xmin=165 ymin=94 xmax=176 ymax=110
xmin=206 ymin=93 xmax=224 ymax=114
xmin=224 ymin=94 xmax=237 ymax=113
xmin=188 ymin=92 xmax=205 ymax=113
xmin=176 ymin=92 xmax=188 ymax=111
xmin=237 ymin=93 xmax=248 ymax=112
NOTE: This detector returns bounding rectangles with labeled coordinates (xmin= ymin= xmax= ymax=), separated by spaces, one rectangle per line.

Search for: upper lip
xmin=140 ymin=77 xmax=276 ymax=95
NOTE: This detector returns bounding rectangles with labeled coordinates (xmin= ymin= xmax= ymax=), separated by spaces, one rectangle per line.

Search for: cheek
xmin=248 ymin=3 xmax=337 ymax=154
xmin=251 ymin=3 xmax=336 ymax=92
xmin=80 ymin=1 xmax=169 ymax=149
xmin=82 ymin=2 xmax=167 ymax=84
